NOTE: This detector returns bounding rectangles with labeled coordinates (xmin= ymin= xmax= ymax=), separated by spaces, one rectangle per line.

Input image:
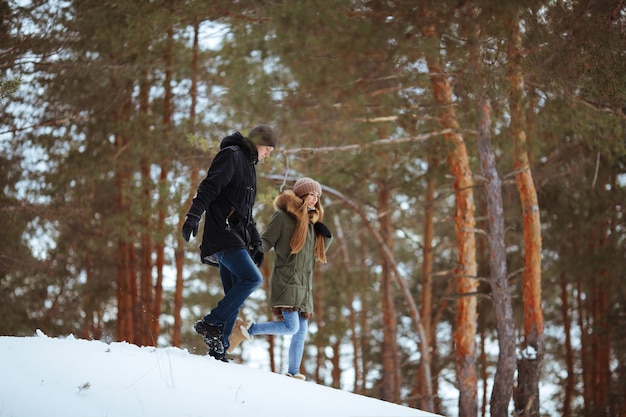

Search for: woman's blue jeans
xmin=249 ymin=310 xmax=309 ymax=375
xmin=202 ymin=248 xmax=263 ymax=351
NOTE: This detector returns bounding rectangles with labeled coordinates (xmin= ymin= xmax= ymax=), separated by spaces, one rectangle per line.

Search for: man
xmin=182 ymin=125 xmax=277 ymax=360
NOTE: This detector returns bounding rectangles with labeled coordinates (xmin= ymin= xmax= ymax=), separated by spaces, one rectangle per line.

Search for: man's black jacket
xmin=187 ymin=132 xmax=262 ymax=262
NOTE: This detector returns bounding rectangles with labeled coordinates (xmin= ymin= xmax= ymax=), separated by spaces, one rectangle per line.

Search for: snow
xmin=517 ymin=345 xmax=537 ymax=360
xmin=0 ymin=330 xmax=441 ymax=417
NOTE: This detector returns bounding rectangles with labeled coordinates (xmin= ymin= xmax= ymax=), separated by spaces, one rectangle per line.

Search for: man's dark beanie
xmin=248 ymin=125 xmax=278 ymax=148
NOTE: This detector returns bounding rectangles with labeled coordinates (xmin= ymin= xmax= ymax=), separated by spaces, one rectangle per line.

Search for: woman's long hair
xmin=289 ymin=196 xmax=327 ymax=263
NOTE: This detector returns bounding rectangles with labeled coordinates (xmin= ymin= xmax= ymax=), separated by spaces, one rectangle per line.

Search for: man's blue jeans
xmin=202 ymin=248 xmax=263 ymax=351
xmin=248 ymin=310 xmax=309 ymax=376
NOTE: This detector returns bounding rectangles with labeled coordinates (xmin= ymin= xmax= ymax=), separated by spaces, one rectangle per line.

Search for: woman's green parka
xmin=261 ymin=191 xmax=332 ymax=314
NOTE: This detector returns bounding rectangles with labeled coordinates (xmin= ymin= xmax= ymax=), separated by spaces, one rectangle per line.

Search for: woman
xmin=229 ymin=177 xmax=332 ymax=380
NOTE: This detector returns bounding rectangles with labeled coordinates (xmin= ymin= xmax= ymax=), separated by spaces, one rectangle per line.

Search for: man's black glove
xmin=250 ymin=243 xmax=264 ymax=267
xmin=314 ymin=222 xmax=332 ymax=238
xmin=182 ymin=213 xmax=201 ymax=242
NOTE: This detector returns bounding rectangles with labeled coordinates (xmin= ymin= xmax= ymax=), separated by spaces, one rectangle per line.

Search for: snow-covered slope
xmin=0 ymin=331 xmax=441 ymax=417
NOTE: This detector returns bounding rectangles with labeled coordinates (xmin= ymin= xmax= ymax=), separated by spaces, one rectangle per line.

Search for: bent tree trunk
xmin=320 ymin=185 xmax=434 ymax=412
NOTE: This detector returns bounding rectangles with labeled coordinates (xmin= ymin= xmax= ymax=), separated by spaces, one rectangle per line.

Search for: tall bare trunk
xmin=378 ymin=179 xmax=400 ymax=402
xmin=348 ymin=290 xmax=362 ymax=392
xmin=421 ymin=151 xmax=436 ymax=342
xmin=114 ymin=82 xmax=135 ymax=342
xmin=559 ymin=269 xmax=573 ymax=417
xmin=138 ymin=70 xmax=153 ymax=347
xmin=81 ymin=256 xmax=97 ymax=339
xmin=589 ymin=213 xmax=612 ymax=417
xmin=333 ymin=214 xmax=363 ymax=394
xmin=506 ymin=12 xmax=544 ymax=417
xmin=312 ymin=265 xmax=323 ymax=381
xmin=577 ymin=279 xmax=591 ymax=415
xmin=477 ymin=100 xmax=516 ymax=417
xmin=411 ymin=144 xmax=437 ymax=409
xmin=150 ymin=19 xmax=175 ymax=346
xmin=480 ymin=328 xmax=488 ymax=417
xmin=358 ymin=242 xmax=369 ymax=395
xmin=116 ymin=234 xmax=131 ymax=341
xmin=264 ymin=273 xmax=277 ymax=374
xmin=331 ymin=338 xmax=341 ymax=389
xmin=174 ymin=19 xmax=201 ymax=346
xmin=421 ymin=18 xmax=478 ymax=416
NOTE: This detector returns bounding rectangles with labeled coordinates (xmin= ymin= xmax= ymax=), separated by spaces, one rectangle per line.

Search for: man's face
xmin=257 ymin=145 xmax=274 ymax=162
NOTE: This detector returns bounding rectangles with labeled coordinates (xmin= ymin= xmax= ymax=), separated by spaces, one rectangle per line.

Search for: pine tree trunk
xmin=139 ymin=168 xmax=153 ymax=346
xmin=153 ymin=195 xmax=165 ymax=343
xmin=451 ymin=146 xmax=478 ymax=417
xmin=263 ymin=269 xmax=277 ymax=374
xmin=333 ymin=215 xmax=364 ymax=394
xmin=129 ymin=241 xmax=139 ymax=344
xmin=378 ymin=180 xmax=400 ymax=402
xmin=559 ymin=269 xmax=573 ymax=417
xmin=331 ymin=339 xmax=341 ymax=389
xmin=113 ymin=86 xmax=135 ymax=342
xmin=358 ymin=242 xmax=370 ymax=395
xmin=506 ymin=11 xmax=544 ymax=417
xmin=82 ymin=258 xmax=96 ymax=339
xmin=411 ymin=145 xmax=437 ymax=410
xmin=173 ymin=20 xmax=201 ymax=347
xmin=577 ymin=279 xmax=591 ymax=415
xmin=421 ymin=153 xmax=435 ymax=340
xmin=116 ymin=237 xmax=132 ymax=341
xmin=313 ymin=265 xmax=323 ymax=381
xmin=476 ymin=100 xmax=516 ymax=417
xmin=349 ymin=292 xmax=363 ymax=393
xmin=421 ymin=21 xmax=478 ymax=415
xmin=150 ymin=22 xmax=174 ymax=345
xmin=138 ymin=71 xmax=153 ymax=347
xmin=480 ymin=328 xmax=488 ymax=417
xmin=589 ymin=219 xmax=611 ymax=417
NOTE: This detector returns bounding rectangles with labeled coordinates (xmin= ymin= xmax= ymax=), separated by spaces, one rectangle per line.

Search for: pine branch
xmin=0 ymin=114 xmax=87 ymax=135
xmin=279 ymin=128 xmax=460 ymax=155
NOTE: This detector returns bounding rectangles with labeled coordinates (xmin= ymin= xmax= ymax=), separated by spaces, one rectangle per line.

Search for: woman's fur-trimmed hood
xmin=273 ymin=190 xmax=326 ymax=263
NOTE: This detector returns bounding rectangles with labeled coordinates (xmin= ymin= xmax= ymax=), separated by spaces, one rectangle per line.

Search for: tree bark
xmin=173 ymin=20 xmax=201 ymax=347
xmin=151 ymin=19 xmax=175 ymax=345
xmin=559 ymin=269 xmax=573 ymax=417
xmin=358 ymin=241 xmax=369 ymax=395
xmin=421 ymin=19 xmax=478 ymax=417
xmin=411 ymin=145 xmax=438 ymax=410
xmin=314 ymin=265 xmax=324 ymax=383
xmin=333 ymin=214 xmax=364 ymax=395
xmin=315 ymin=183 xmax=434 ymax=411
xmin=476 ymin=100 xmax=516 ymax=417
xmin=378 ymin=179 xmax=401 ymax=402
xmin=588 ymin=215 xmax=612 ymax=417
xmin=113 ymin=81 xmax=135 ymax=343
xmin=331 ymin=338 xmax=341 ymax=389
xmin=506 ymin=11 xmax=544 ymax=417
xmin=480 ymin=328 xmax=488 ymax=417
xmin=577 ymin=279 xmax=591 ymax=415
xmin=138 ymin=69 xmax=153 ymax=347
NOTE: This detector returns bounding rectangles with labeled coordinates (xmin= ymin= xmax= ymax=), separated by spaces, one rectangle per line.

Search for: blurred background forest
xmin=1 ymin=1 xmax=625 ymax=417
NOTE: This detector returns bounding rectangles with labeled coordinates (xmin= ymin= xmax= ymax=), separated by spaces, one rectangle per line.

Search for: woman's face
xmin=305 ymin=192 xmax=319 ymax=209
